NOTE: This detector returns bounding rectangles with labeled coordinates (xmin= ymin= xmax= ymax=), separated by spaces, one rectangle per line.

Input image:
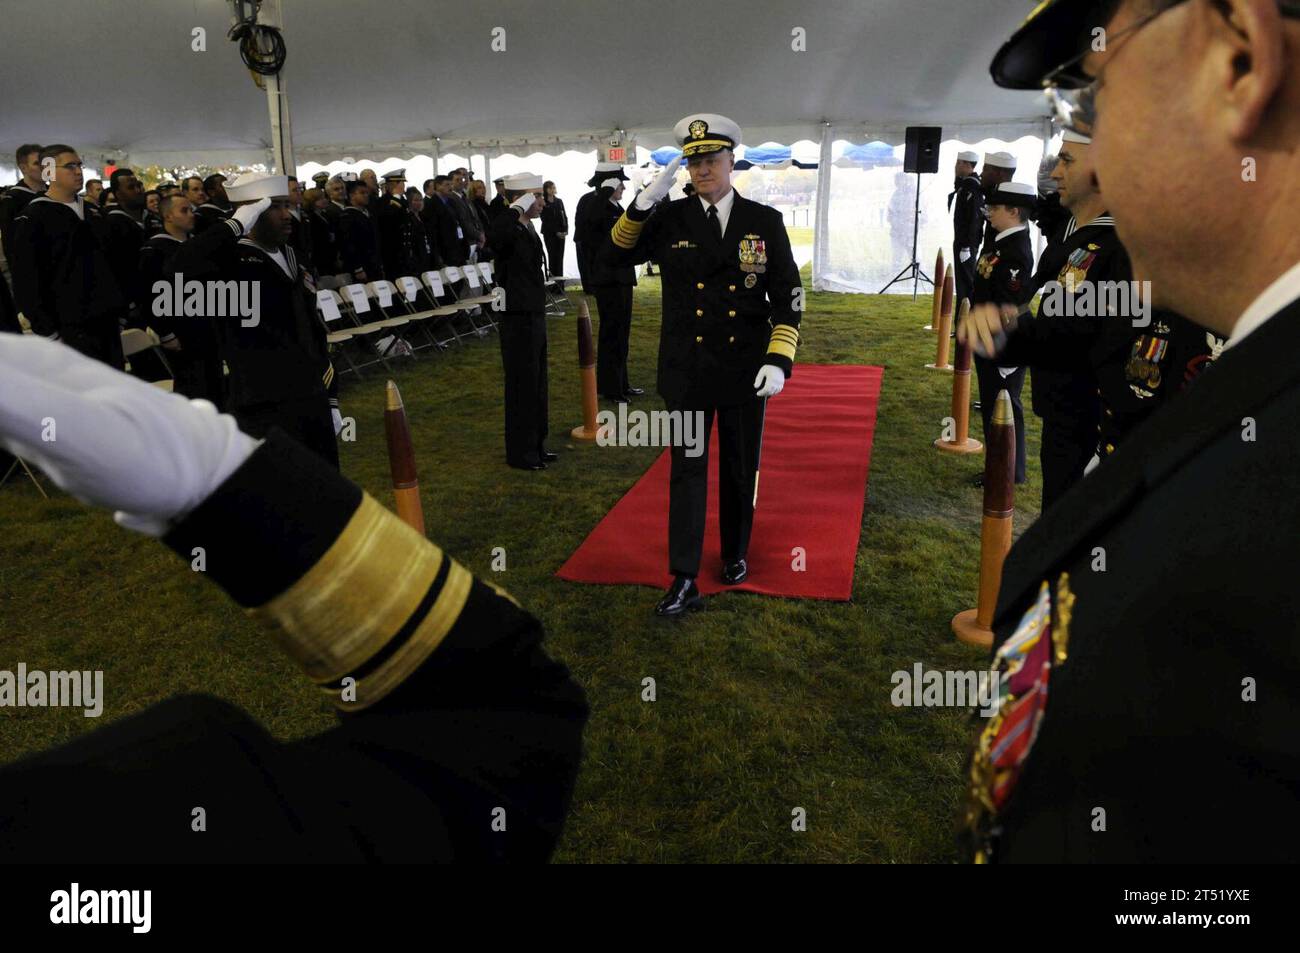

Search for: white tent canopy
xmin=0 ymin=0 xmax=1047 ymax=167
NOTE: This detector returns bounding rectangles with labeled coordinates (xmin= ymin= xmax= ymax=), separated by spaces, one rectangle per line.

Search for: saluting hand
xmin=0 ymin=335 xmax=258 ymax=537
xmin=634 ymin=156 xmax=683 ymax=211
xmin=232 ymin=196 xmax=273 ymax=234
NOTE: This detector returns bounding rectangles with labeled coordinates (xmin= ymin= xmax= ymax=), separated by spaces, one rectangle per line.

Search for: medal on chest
xmin=977 ymin=253 xmax=999 ymax=279
xmin=738 ymin=234 xmax=766 ymax=274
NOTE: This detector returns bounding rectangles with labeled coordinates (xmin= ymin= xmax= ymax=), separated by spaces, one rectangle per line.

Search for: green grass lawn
xmin=0 ymin=268 xmax=1043 ymax=862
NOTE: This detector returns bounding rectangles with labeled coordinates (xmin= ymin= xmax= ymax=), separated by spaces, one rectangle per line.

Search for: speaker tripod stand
xmin=878 ymin=170 xmax=932 ymax=300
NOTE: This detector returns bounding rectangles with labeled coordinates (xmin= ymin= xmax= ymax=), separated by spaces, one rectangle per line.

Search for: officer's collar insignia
xmin=689 ymin=119 xmax=708 ymax=140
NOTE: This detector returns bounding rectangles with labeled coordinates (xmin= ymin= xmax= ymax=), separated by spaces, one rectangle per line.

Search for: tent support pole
xmin=259 ymin=0 xmax=296 ymax=175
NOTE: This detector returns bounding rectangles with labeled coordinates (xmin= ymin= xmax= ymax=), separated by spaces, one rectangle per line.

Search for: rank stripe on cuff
xmin=611 ymin=213 xmax=643 ymax=249
xmin=767 ymin=324 xmax=800 ymax=361
xmin=250 ymin=494 xmax=472 ymax=710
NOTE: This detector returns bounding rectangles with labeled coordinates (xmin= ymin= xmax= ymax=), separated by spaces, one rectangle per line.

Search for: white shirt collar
xmin=1226 ymin=259 xmax=1300 ymax=350
xmin=699 ymin=188 xmax=736 ymax=235
xmin=994 ymin=223 xmax=1028 ymax=242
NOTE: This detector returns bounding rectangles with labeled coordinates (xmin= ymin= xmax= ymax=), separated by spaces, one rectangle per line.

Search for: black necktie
xmin=707 ymin=204 xmax=721 ymax=242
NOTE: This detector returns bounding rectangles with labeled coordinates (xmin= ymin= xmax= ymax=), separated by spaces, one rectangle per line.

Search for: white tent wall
xmin=817 ymin=128 xmax=1050 ymax=295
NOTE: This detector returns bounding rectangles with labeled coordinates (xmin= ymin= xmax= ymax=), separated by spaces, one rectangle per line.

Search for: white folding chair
xmin=423 ymin=270 xmax=482 ymax=341
xmin=120 ymin=327 xmax=175 ymax=383
xmin=397 ymin=274 xmax=459 ymax=348
xmin=316 ymin=288 xmax=391 ymax=377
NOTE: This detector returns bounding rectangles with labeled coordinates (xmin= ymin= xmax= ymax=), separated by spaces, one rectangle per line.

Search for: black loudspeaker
xmin=904 ymin=126 xmax=942 ymax=174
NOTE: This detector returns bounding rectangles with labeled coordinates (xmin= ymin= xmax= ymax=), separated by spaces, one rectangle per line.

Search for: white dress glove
xmin=634 ymin=156 xmax=682 ymax=211
xmin=0 ymin=335 xmax=259 ymax=536
xmin=510 ymin=194 xmax=535 ymax=215
xmin=754 ymin=364 xmax=786 ymax=398
xmin=959 ymin=247 xmax=971 ymax=263
xmin=231 ymin=196 xmax=273 ymax=234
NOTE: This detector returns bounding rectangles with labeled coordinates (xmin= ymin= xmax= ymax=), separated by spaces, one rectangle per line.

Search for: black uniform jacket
xmin=171 ymin=218 xmax=334 ymax=411
xmin=0 ymin=429 xmax=589 ymax=862
xmin=966 ymin=288 xmax=1300 ymax=863
xmin=378 ymin=195 xmax=419 ymax=281
xmin=310 ymin=207 xmax=341 ymax=276
xmin=583 ymin=198 xmax=636 ymax=288
xmin=0 ymin=182 xmax=43 ymax=260
xmin=136 ymin=232 xmax=220 ymax=359
xmin=487 ymin=210 xmax=546 ymax=313
xmin=422 ymin=196 xmax=461 ymax=267
xmin=339 ymin=205 xmax=382 ymax=279
xmin=9 ymin=196 xmax=126 ymax=348
xmin=971 ymin=224 xmax=1035 ymax=310
xmin=601 ymin=190 xmax=802 ymax=406
xmin=193 ymin=202 xmax=231 ymax=235
xmin=997 ymin=216 xmax=1218 ymax=454
xmin=949 ymin=173 xmax=984 ymax=257
xmin=573 ymin=189 xmax=601 ymax=293
xmin=105 ymin=208 xmax=150 ymax=317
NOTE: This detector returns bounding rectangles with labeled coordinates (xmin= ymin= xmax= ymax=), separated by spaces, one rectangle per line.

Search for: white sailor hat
xmin=984 ymin=151 xmax=1018 ymax=170
xmin=225 ymin=171 xmax=291 ymax=203
xmin=587 ymin=161 xmax=629 ymax=186
xmin=957 ymin=150 xmax=980 ymax=163
xmin=503 ymin=172 xmax=544 ymax=192
xmin=1061 ymin=129 xmax=1092 ymax=145
xmin=988 ymin=180 xmax=1037 ymax=208
xmin=340 ymin=171 xmax=359 ymax=182
xmin=382 ymin=168 xmax=407 ymax=181
xmin=674 ymin=113 xmax=741 ymax=158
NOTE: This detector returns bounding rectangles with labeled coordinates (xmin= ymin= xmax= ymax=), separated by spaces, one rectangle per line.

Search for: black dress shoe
xmin=655 ymin=575 xmax=704 ymax=618
xmin=625 ymin=386 xmax=645 ymax=396
xmin=539 ymin=450 xmax=558 ymax=463
xmin=509 ymin=461 xmax=546 ymax=471
xmin=721 ymin=558 xmax=748 ymax=585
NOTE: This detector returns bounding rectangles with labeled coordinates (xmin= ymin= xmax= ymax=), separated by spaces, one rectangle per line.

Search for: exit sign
xmin=607 ymin=147 xmax=627 ymax=162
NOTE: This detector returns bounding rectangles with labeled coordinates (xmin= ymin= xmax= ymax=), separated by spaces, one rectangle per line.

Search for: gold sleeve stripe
xmin=768 ymin=337 xmax=798 ymax=361
xmin=251 ymin=493 xmax=445 ymax=685
xmin=331 ymin=558 xmax=474 ymax=712
xmin=323 ymin=364 xmax=335 ymax=388
xmin=611 ymin=213 xmax=644 ymax=249
xmin=769 ymin=326 xmax=800 ymax=343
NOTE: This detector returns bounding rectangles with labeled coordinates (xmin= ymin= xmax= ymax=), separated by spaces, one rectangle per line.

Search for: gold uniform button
xmin=728 ymin=284 xmax=736 ymax=292
xmin=696 ymin=309 xmax=704 ymax=317
xmin=728 ymin=336 xmax=735 ymax=343
xmin=695 ymin=336 xmax=703 ymax=343
xmin=728 ymin=310 xmax=736 ymax=317
xmin=696 ymin=282 xmax=705 ymax=290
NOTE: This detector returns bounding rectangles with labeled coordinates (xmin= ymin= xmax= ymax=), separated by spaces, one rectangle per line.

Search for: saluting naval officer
xmin=574 ymin=161 xmax=627 ymax=295
xmin=488 ymin=173 xmax=555 ymax=471
xmin=601 ymin=114 xmax=802 ymax=617
xmin=948 ymin=149 xmax=984 ymax=310
xmin=171 ymin=172 xmax=341 ymax=468
xmin=970 ymin=180 xmax=1036 ymax=487
xmin=0 ymin=333 xmax=588 ymax=863
xmin=962 ymin=0 xmax=1300 ymax=863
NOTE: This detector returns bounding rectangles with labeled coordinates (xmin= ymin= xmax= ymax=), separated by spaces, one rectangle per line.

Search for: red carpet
xmin=556 ymin=364 xmax=883 ymax=600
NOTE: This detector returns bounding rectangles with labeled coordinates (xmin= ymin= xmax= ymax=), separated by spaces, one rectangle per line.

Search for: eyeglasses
xmin=1044 ymin=0 xmax=1300 ymax=133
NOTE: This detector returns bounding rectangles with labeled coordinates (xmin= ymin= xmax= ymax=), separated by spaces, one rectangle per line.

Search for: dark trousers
xmin=234 ymin=395 xmax=339 ymax=470
xmin=667 ymin=398 xmax=764 ymax=577
xmin=65 ymin=323 xmax=125 ymax=371
xmin=498 ymin=311 xmax=549 ymax=466
xmin=594 ymin=284 xmax=633 ymax=398
xmin=543 ymin=234 xmax=565 ymax=280
xmin=973 ymin=356 xmax=1027 ymax=484
xmin=1039 ymin=417 xmax=1097 ymax=509
xmin=953 ymin=243 xmax=976 ymax=313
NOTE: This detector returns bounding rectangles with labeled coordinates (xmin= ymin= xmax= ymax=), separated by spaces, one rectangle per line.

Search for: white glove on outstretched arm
xmin=634 ymin=156 xmax=683 ymax=211
xmin=0 ymin=335 xmax=258 ymax=536
xmin=754 ymin=364 xmax=786 ymax=398
xmin=231 ymin=196 xmax=273 ymax=234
